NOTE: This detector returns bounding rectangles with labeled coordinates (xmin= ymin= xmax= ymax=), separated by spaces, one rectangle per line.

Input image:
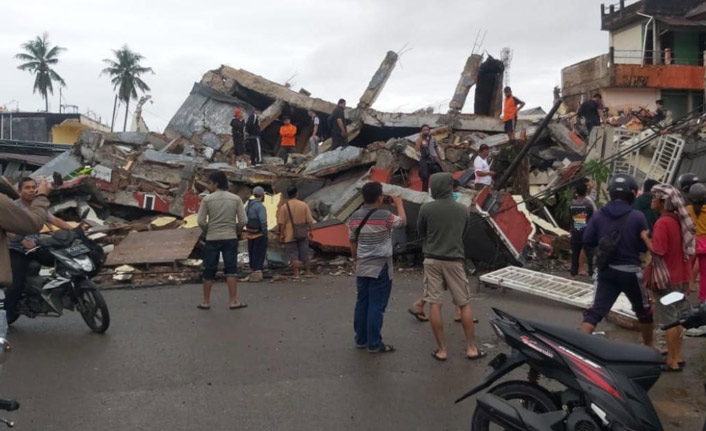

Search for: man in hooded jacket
xmin=418 ymin=172 xmax=484 ymax=361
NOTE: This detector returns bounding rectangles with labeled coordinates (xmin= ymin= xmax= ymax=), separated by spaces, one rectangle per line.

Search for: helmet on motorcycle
xmin=677 ymin=173 xmax=700 ymax=194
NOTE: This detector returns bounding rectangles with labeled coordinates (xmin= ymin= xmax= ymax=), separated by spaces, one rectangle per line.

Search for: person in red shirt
xmin=279 ymin=116 xmax=297 ymax=159
xmin=649 ymin=184 xmax=696 ymax=372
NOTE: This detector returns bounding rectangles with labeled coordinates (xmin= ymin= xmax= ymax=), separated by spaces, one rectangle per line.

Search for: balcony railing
xmin=612 ymin=49 xmax=704 ymax=66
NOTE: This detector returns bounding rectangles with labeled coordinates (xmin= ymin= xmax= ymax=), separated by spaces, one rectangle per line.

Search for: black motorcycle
xmin=458 ymin=294 xmax=706 ymax=431
xmin=9 ymin=223 xmax=110 ymax=334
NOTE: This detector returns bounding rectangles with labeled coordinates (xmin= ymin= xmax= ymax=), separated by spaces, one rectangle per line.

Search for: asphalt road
xmin=3 ymin=272 xmax=706 ymax=430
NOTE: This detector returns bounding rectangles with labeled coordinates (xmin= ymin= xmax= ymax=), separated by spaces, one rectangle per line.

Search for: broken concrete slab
xmin=547 ymin=122 xmax=586 ymax=156
xmin=449 ymin=54 xmax=482 ymax=112
xmin=142 ymin=148 xmax=205 ymax=166
xmin=104 ymin=227 xmax=202 ymax=266
xmin=303 ymin=146 xmax=377 ymax=177
xmin=30 ymin=151 xmax=81 ymax=180
xmin=474 ymin=125 xmax=539 ymax=149
xmin=357 ymin=51 xmax=398 ymax=111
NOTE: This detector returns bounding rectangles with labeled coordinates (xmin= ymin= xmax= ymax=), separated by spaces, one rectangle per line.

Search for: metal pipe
xmin=637 ymin=13 xmax=654 ymax=67
xmin=493 ymin=98 xmax=563 ymax=191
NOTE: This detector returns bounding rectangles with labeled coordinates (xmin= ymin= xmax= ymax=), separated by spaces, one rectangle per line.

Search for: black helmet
xmin=608 ymin=174 xmax=638 ymax=195
xmin=677 ymin=173 xmax=700 ymax=194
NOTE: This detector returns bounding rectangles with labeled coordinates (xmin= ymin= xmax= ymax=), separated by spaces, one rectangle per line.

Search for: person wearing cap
xmin=245 ymin=186 xmax=268 ymax=282
xmin=230 ymin=109 xmax=246 ymax=166
xmin=687 ymin=183 xmax=706 ymax=303
xmin=279 ymin=116 xmax=297 ymax=159
xmin=502 ymin=86 xmax=525 ymax=141
xmin=473 ymin=144 xmax=494 ymax=190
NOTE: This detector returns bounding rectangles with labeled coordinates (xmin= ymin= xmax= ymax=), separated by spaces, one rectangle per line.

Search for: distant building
xmin=562 ymin=0 xmax=706 ymax=119
xmin=0 ymin=112 xmax=110 ymax=145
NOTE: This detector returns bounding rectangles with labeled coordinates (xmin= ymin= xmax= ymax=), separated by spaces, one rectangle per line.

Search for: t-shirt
xmin=230 ymin=118 xmax=245 ymax=142
xmin=577 ymin=100 xmax=601 ymax=124
xmin=570 ymin=197 xmax=594 ymax=244
xmin=245 ymin=114 xmax=260 ymax=137
xmin=652 ymin=213 xmax=692 ymax=285
xmin=329 ymin=107 xmax=345 ymax=136
xmin=474 ymin=156 xmax=492 ymax=185
xmin=348 ymin=206 xmax=404 ymax=279
xmin=196 ymin=190 xmax=247 ymax=241
xmin=9 ymin=199 xmax=54 ymax=253
xmin=687 ymin=204 xmax=706 ymax=237
xmin=276 ymin=198 xmax=315 ymax=243
xmin=279 ymin=124 xmax=297 ymax=147
xmin=654 ymin=107 xmax=666 ymax=123
xmin=503 ymin=96 xmax=524 ymax=121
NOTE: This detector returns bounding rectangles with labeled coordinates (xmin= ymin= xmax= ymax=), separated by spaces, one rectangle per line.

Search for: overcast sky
xmin=1 ymin=0 xmax=609 ymax=132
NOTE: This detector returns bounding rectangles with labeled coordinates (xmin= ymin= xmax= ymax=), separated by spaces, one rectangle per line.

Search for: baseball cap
xmin=253 ymin=186 xmax=265 ymax=196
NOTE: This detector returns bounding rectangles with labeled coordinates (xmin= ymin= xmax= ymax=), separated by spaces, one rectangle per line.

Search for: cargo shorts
xmin=422 ymin=258 xmax=472 ymax=306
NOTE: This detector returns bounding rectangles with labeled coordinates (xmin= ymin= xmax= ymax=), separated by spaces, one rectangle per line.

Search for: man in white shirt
xmin=473 ymin=144 xmax=494 ymax=190
xmin=308 ymin=109 xmax=320 ymax=156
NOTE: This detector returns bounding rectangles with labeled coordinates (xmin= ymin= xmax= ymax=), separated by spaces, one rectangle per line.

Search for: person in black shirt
xmin=569 ymin=181 xmax=594 ymax=278
xmin=230 ymin=109 xmax=246 ymax=166
xmin=245 ymin=108 xmax=262 ymax=165
xmin=329 ymin=99 xmax=347 ymax=150
xmin=653 ymin=99 xmax=666 ymax=124
xmin=577 ymin=94 xmax=604 ymax=136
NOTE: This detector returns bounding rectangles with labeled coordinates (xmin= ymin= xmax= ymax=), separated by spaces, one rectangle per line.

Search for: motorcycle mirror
xmin=660 ymin=291 xmax=685 ymax=306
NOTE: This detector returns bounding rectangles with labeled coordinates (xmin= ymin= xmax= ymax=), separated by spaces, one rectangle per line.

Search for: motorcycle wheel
xmin=77 ymin=281 xmax=110 ymax=334
xmin=470 ymin=380 xmax=559 ymax=431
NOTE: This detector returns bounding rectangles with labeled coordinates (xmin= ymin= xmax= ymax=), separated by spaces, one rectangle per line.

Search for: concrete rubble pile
xmin=3 ymin=50 xmax=604 ymax=287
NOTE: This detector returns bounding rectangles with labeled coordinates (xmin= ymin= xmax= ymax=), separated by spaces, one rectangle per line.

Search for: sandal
xmin=368 ymin=344 xmax=395 ymax=354
xmin=229 ymin=303 xmax=248 ymax=310
xmin=660 ymin=364 xmax=683 ymax=372
xmin=197 ymin=304 xmax=211 ymax=310
xmin=408 ymin=309 xmax=429 ymax=322
xmin=467 ymin=350 xmax=488 ymax=361
xmin=431 ymin=350 xmax=447 ymax=361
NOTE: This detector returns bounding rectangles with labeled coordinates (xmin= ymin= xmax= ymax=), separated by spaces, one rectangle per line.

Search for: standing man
xmin=577 ymin=94 xmax=604 ymax=137
xmin=230 ymin=109 xmax=246 ymax=166
xmin=196 ymin=172 xmax=248 ymax=310
xmin=653 ymin=99 xmax=666 ymax=124
xmin=245 ymin=108 xmax=262 ymax=165
xmin=308 ymin=109 xmax=320 ymax=156
xmin=419 ymin=172 xmax=484 ymax=361
xmin=569 ymin=181 xmax=594 ymax=278
xmin=415 ymin=124 xmax=442 ymax=193
xmin=330 ymin=98 xmax=347 ymax=150
xmin=502 ymin=86 xmax=525 ymax=142
xmin=279 ymin=117 xmax=297 ymax=159
xmin=581 ymin=174 xmax=654 ymax=346
xmin=349 ymin=182 xmax=406 ymax=353
xmin=473 ymin=144 xmax=494 ymax=190
xmin=276 ymin=185 xmax=315 ymax=279
xmin=245 ymin=186 xmax=268 ymax=283
xmin=633 ymin=179 xmax=659 ymax=233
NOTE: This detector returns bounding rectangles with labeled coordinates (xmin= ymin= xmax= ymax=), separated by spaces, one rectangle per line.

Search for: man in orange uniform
xmin=502 ymin=86 xmax=525 ymax=142
xmin=279 ymin=116 xmax=297 ymax=159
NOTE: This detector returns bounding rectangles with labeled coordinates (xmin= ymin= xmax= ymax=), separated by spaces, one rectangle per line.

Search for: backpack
xmin=594 ymin=213 xmax=631 ymax=271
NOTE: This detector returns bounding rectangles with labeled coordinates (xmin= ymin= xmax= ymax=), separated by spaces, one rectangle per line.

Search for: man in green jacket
xmin=418 ymin=172 xmax=484 ymax=362
xmin=633 ymin=179 xmax=658 ymax=233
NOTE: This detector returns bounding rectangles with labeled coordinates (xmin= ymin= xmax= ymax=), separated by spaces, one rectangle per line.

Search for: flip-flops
xmin=467 ymin=350 xmax=488 ymax=361
xmin=368 ymin=344 xmax=395 ymax=354
xmin=661 ymin=364 xmax=683 ymax=372
xmin=431 ymin=350 xmax=447 ymax=361
xmin=197 ymin=304 xmax=211 ymax=310
xmin=229 ymin=303 xmax=248 ymax=310
xmin=408 ymin=309 xmax=429 ymax=322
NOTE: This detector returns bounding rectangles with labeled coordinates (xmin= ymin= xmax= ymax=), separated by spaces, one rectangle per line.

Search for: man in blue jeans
xmin=197 ymin=172 xmax=248 ymax=310
xmin=348 ymin=182 xmax=406 ymax=353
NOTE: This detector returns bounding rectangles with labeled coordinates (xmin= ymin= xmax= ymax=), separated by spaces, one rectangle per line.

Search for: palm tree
xmin=15 ymin=33 xmax=67 ymax=112
xmin=101 ymin=46 xmax=153 ymax=131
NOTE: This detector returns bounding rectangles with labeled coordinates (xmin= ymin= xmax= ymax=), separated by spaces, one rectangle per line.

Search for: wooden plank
xmin=105 ymin=228 xmax=202 ymax=266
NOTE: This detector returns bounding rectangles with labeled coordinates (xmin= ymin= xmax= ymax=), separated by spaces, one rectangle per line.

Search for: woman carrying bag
xmin=644 ymin=184 xmax=695 ymax=372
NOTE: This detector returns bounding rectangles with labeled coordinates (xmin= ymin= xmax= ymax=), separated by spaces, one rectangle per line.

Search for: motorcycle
xmin=458 ymin=293 xmax=706 ymax=431
xmin=9 ymin=217 xmax=110 ymax=334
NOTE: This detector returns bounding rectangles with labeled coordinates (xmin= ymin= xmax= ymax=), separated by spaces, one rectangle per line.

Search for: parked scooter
xmin=458 ymin=293 xmax=706 ymax=431
xmin=9 ymin=212 xmax=110 ymax=333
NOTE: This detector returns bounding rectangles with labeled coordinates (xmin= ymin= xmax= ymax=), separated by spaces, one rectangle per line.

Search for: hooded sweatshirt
xmin=418 ymin=172 xmax=470 ymax=260
xmin=582 ymin=199 xmax=648 ymax=268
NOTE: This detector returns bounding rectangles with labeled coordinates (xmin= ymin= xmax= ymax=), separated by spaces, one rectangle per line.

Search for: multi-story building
xmin=562 ymin=0 xmax=706 ymax=120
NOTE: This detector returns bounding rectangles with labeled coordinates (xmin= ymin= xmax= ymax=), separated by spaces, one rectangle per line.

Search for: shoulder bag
xmin=286 ymin=202 xmax=309 ymax=240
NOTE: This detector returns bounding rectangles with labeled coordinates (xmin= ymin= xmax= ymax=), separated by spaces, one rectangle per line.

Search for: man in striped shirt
xmin=348 ymin=182 xmax=406 ymax=353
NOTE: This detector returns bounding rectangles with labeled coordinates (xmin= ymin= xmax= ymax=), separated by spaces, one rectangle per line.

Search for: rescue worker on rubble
xmin=279 ymin=117 xmax=297 ymax=160
xmin=577 ymin=94 xmax=604 ymax=137
xmin=502 ymin=86 xmax=525 ymax=142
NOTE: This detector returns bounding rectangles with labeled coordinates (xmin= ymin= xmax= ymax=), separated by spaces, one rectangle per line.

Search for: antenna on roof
xmin=501 ymin=47 xmax=513 ymax=87
xmin=471 ymin=29 xmax=487 ymax=56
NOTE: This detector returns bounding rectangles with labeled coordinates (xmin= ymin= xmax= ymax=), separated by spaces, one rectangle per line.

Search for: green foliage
xmin=15 ymin=33 xmax=66 ymax=111
xmin=101 ymin=46 xmax=153 ymax=104
xmin=583 ymin=158 xmax=611 ymax=185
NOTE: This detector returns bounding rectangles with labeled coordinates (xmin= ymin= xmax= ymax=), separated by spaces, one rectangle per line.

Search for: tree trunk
xmin=123 ymin=98 xmax=130 ymax=132
xmin=44 ymin=92 xmax=49 ymax=112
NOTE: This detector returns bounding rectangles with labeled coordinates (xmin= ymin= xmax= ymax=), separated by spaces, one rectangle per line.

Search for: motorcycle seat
xmin=526 ymin=319 xmax=663 ymax=364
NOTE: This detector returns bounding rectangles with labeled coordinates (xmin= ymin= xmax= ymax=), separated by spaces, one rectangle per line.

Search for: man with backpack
xmin=329 ymin=99 xmax=347 ymax=150
xmin=276 ymin=185 xmax=315 ymax=279
xmin=581 ymin=174 xmax=654 ymax=346
xmin=348 ymin=182 xmax=406 ymax=353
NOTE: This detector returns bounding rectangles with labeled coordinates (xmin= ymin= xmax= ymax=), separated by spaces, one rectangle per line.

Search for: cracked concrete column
xmin=448 ymin=54 xmax=482 ymax=113
xmin=357 ymin=51 xmax=398 ymax=111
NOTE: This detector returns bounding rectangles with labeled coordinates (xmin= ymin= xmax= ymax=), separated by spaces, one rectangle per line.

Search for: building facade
xmin=562 ymin=0 xmax=706 ymax=120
